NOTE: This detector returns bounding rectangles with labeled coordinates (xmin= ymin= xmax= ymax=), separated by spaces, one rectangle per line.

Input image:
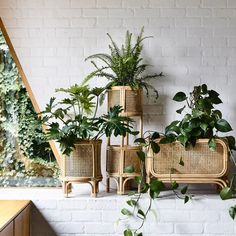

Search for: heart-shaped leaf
xmin=173 ymin=92 xmax=187 ymax=102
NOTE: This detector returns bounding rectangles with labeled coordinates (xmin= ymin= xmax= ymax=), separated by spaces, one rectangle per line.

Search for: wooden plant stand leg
xmin=106 ymin=176 xmax=110 ymax=193
xmin=90 ymin=180 xmax=98 ymax=198
xmin=63 ymin=181 xmax=67 ymax=196
xmin=118 ymin=177 xmax=124 ymax=195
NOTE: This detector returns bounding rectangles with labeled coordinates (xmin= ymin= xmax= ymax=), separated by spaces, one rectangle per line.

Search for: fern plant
xmin=84 ymin=27 xmax=163 ymax=98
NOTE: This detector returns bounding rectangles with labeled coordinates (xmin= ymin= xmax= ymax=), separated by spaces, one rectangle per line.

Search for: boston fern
xmin=41 ymin=84 xmax=137 ymax=155
xmin=84 ymin=27 xmax=163 ymax=98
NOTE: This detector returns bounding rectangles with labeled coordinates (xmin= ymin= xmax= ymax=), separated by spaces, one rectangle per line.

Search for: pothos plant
xmin=41 ymin=84 xmax=138 ymax=155
xmin=120 ymin=84 xmax=236 ymax=235
xmin=84 ymin=27 xmax=163 ymax=99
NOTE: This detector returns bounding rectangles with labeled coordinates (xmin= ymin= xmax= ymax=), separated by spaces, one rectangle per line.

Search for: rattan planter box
xmin=107 ymin=86 xmax=143 ymax=116
xmin=106 ymin=145 xmax=142 ymax=194
xmin=62 ymin=140 xmax=102 ymax=197
xmin=146 ymin=138 xmax=229 ymax=188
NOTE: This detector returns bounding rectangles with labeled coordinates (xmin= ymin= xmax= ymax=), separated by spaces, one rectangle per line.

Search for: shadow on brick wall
xmin=30 ymin=204 xmax=57 ymax=236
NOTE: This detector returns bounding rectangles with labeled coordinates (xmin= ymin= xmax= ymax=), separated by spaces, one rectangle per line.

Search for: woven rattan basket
xmin=62 ymin=140 xmax=102 ymax=197
xmin=107 ymin=86 xmax=143 ymax=116
xmin=146 ymin=139 xmax=228 ymax=188
xmin=106 ymin=145 xmax=142 ymax=194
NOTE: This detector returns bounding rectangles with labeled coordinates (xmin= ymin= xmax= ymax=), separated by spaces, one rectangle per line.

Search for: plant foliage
xmin=84 ymin=27 xmax=163 ymax=98
xmin=41 ymin=84 xmax=137 ymax=155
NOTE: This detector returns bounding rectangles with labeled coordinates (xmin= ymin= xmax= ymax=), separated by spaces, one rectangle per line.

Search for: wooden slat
xmin=0 ymin=200 xmax=30 ymax=232
xmin=14 ymin=205 xmax=30 ymax=236
xmin=0 ymin=221 xmax=13 ymax=236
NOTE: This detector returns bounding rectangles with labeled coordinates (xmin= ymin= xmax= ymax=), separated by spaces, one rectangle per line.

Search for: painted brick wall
xmin=1 ymin=1 xmax=236 ymax=235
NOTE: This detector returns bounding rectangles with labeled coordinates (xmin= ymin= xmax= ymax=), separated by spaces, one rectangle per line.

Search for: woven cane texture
xmin=125 ymin=89 xmax=142 ymax=113
xmin=106 ymin=148 xmax=120 ymax=173
xmin=64 ymin=140 xmax=101 ymax=178
xmin=108 ymin=90 xmax=120 ymax=110
xmin=124 ymin=149 xmax=141 ymax=173
xmin=153 ymin=140 xmax=225 ymax=175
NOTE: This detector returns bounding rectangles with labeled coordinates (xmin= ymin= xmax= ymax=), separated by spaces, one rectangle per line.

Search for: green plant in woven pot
xmin=41 ymin=83 xmax=138 ymax=196
xmin=84 ymin=27 xmax=163 ymax=115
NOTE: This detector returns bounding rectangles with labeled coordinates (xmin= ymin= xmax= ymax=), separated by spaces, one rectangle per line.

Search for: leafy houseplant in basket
xmin=84 ymin=27 xmax=163 ymax=116
xmin=41 ymin=84 xmax=138 ymax=197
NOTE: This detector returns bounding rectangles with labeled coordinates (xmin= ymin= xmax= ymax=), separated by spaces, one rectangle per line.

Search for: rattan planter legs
xmin=62 ymin=140 xmax=102 ymax=197
xmin=146 ymin=139 xmax=229 ymax=189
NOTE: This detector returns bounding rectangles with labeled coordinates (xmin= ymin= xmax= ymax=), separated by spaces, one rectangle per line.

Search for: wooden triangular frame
xmin=0 ymin=17 xmax=62 ymax=168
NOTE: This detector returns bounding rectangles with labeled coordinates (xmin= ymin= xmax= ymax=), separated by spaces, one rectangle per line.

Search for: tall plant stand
xmin=106 ymin=87 xmax=143 ymax=194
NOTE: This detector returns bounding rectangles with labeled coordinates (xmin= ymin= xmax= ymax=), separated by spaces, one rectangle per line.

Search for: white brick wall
xmin=1 ymin=1 xmax=236 ymax=235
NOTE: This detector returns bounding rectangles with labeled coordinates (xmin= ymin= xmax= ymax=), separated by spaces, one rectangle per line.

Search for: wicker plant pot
xmin=108 ymin=86 xmax=143 ymax=116
xmin=106 ymin=145 xmax=142 ymax=194
xmin=62 ymin=140 xmax=102 ymax=197
xmin=146 ymin=139 xmax=229 ymax=188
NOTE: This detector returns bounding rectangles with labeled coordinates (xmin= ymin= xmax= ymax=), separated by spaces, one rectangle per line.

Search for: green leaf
xmin=176 ymin=105 xmax=186 ymax=114
xmin=171 ymin=181 xmax=179 ymax=190
xmin=184 ymin=195 xmax=189 ymax=204
xmin=220 ymin=187 xmax=233 ymax=200
xmin=124 ymin=229 xmax=133 ymax=236
xmin=181 ymin=186 xmax=188 ymax=194
xmin=179 ymin=157 xmax=184 ymax=166
xmin=135 ymin=233 xmax=143 ymax=236
xmin=141 ymin=183 xmax=149 ymax=193
xmin=124 ymin=165 xmax=135 ymax=173
xmin=151 ymin=132 xmax=160 ymax=140
xmin=229 ymin=206 xmax=236 ymax=220
xmin=173 ymin=92 xmax=187 ymax=102
xmin=216 ymin=119 xmax=233 ymax=132
xmin=150 ymin=179 xmax=165 ymax=193
xmin=137 ymin=209 xmax=146 ymax=219
xmin=128 ymin=191 xmax=136 ymax=196
xmin=201 ymin=84 xmax=207 ymax=94
xmin=134 ymin=138 xmax=146 ymax=144
xmin=159 ymin=136 xmax=175 ymax=144
xmin=208 ymin=138 xmax=216 ymax=151
xmin=135 ymin=176 xmax=142 ymax=184
xmin=136 ymin=151 xmax=145 ymax=161
xmin=121 ymin=208 xmax=132 ymax=216
xmin=150 ymin=141 xmax=160 ymax=153
xmin=200 ymin=123 xmax=208 ymax=131
xmin=127 ymin=200 xmax=137 ymax=207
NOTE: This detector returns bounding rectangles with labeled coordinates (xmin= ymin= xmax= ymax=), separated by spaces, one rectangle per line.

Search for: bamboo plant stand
xmin=62 ymin=140 xmax=103 ymax=197
xmin=106 ymin=86 xmax=143 ymax=194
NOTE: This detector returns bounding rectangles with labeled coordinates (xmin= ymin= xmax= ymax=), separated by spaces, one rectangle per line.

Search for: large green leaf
xmin=216 ymin=119 xmax=233 ymax=132
xmin=229 ymin=206 xmax=236 ymax=220
xmin=173 ymin=92 xmax=187 ymax=102
xmin=220 ymin=187 xmax=233 ymax=200
xmin=124 ymin=165 xmax=135 ymax=173
xmin=124 ymin=229 xmax=133 ymax=236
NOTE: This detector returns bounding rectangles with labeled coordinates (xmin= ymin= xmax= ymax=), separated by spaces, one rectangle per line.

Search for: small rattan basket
xmin=107 ymin=86 xmax=143 ymax=116
xmin=146 ymin=138 xmax=229 ymax=188
xmin=106 ymin=145 xmax=142 ymax=194
xmin=62 ymin=139 xmax=102 ymax=197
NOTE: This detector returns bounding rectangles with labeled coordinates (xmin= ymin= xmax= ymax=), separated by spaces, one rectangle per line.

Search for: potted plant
xmin=84 ymin=27 xmax=163 ymax=116
xmin=146 ymin=84 xmax=234 ymax=188
xmin=41 ymin=84 xmax=137 ymax=197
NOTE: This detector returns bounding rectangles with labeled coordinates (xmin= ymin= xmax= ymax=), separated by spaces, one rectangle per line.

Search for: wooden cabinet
xmin=0 ymin=222 xmax=13 ymax=236
xmin=0 ymin=201 xmax=30 ymax=236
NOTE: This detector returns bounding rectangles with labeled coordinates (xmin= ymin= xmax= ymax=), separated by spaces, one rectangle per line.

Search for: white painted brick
xmin=202 ymin=0 xmax=227 ymax=8
xmin=123 ymin=18 xmax=149 ymax=27
xmin=149 ymin=17 xmax=175 ymax=27
xmin=57 ymin=200 xmax=87 ymax=210
xmin=28 ymin=9 xmax=57 ymax=18
xmin=175 ymin=17 xmax=201 ymax=27
xmin=71 ymin=18 xmax=96 ymax=28
xmin=71 ymin=0 xmax=96 ymax=8
xmin=228 ymin=37 xmax=236 ymax=47
xmin=149 ymin=0 xmax=175 ymax=8
xmin=108 ymin=9 xmax=133 ymax=17
xmin=87 ymin=199 xmax=117 ymax=210
xmin=41 ymin=209 xmax=71 ymax=222
xmin=188 ymin=27 xmax=213 ymax=37
xmin=56 ymin=9 xmax=82 ymax=17
xmin=205 ymin=223 xmax=234 ymax=234
xmin=85 ymin=223 xmax=115 ymax=234
xmin=44 ymin=18 xmax=70 ymax=27
xmin=44 ymin=0 xmax=70 ymax=8
xmin=54 ymin=223 xmax=84 ymax=234
xmin=228 ymin=0 xmax=236 ymax=7
xmin=190 ymin=210 xmax=219 ymax=222
xmin=214 ymin=28 xmax=236 ymax=37
xmin=203 ymin=57 xmax=227 ymax=66
xmin=202 ymin=37 xmax=227 ymax=47
xmin=17 ymin=0 xmax=43 ymax=8
xmin=228 ymin=56 xmax=236 ymax=65
xmin=161 ymin=8 xmax=186 ymax=17
xmin=17 ymin=18 xmax=43 ymax=28
xmin=56 ymin=28 xmax=82 ymax=38
xmin=72 ymin=211 xmax=101 ymax=222
xmin=122 ymin=0 xmax=149 ymax=8
xmin=134 ymin=9 xmax=160 ymax=17
xmin=144 ymin=223 xmax=174 ymax=234
xmin=160 ymin=210 xmax=190 ymax=222
xmin=175 ymin=223 xmax=203 ymax=234
xmin=83 ymin=9 xmax=108 ymax=17
xmin=203 ymin=18 xmax=228 ymax=27
xmin=186 ymin=8 xmax=212 ymax=17
xmin=96 ymin=18 xmax=122 ymax=28
xmin=176 ymin=0 xmax=201 ymax=7
xmin=97 ymin=0 xmax=122 ymax=8
xmin=0 ymin=0 xmax=17 ymax=8
xmin=33 ymin=200 xmax=57 ymax=209
xmin=213 ymin=9 xmax=236 ymax=17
